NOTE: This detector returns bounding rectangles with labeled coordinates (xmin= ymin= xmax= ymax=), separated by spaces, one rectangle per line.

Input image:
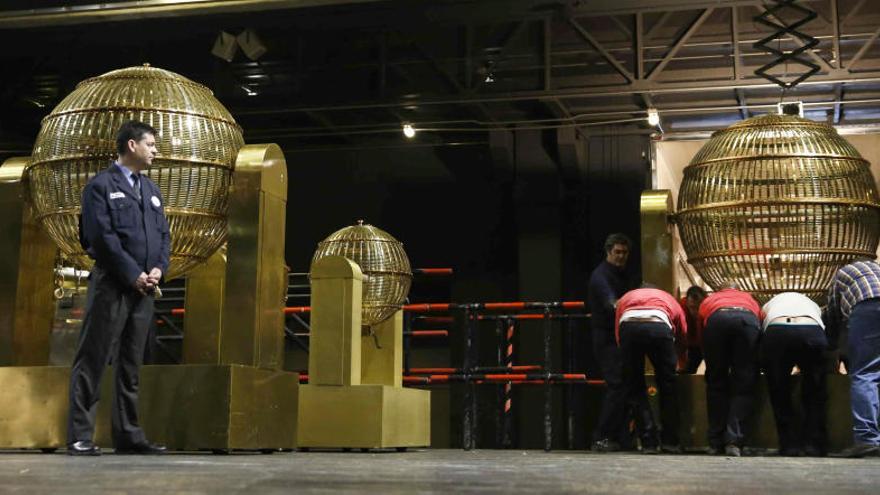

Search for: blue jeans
xmin=847 ymin=299 xmax=880 ymax=445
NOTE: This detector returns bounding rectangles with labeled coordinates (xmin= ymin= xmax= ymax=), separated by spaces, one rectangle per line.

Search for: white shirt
xmin=761 ymin=292 xmax=824 ymax=330
xmin=619 ymin=309 xmax=672 ymax=330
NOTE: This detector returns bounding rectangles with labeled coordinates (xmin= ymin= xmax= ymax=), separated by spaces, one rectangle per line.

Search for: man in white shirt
xmin=759 ymin=292 xmax=828 ymax=457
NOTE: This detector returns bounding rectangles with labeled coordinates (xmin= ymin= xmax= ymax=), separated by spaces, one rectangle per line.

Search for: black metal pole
xmin=543 ymin=307 xmax=552 ymax=452
xmin=462 ymin=306 xmax=476 ymax=451
xmin=565 ymin=316 xmax=575 ymax=449
xmin=494 ymin=318 xmax=504 ymax=448
xmin=403 ymin=309 xmax=412 ymax=375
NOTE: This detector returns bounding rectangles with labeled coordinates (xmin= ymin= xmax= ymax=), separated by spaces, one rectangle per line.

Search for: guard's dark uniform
xmin=67 ymin=164 xmax=169 ymax=448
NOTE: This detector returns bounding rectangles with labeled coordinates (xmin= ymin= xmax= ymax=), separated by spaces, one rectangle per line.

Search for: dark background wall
xmin=280 ymin=128 xmax=651 ymax=449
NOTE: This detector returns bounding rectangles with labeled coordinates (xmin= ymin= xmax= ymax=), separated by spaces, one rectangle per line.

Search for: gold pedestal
xmin=298 ymin=256 xmax=430 ymax=449
xmin=0 ymin=365 xmax=298 ymax=450
xmin=298 ymin=385 xmax=429 ymax=449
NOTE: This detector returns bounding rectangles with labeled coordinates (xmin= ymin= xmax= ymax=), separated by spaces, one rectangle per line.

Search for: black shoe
xmin=724 ymin=444 xmax=741 ymax=457
xmin=830 ymin=443 xmax=880 ymax=458
xmin=591 ymin=438 xmax=621 ymax=453
xmin=115 ymin=442 xmax=168 ymax=455
xmin=778 ymin=447 xmax=802 ymax=457
xmin=641 ymin=443 xmax=661 ymax=455
xmin=67 ymin=440 xmax=101 ymax=456
xmin=803 ymin=445 xmax=826 ymax=457
xmin=661 ymin=444 xmax=683 ymax=454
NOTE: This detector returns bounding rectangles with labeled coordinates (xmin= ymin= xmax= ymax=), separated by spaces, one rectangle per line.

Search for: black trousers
xmin=760 ymin=324 xmax=828 ymax=453
xmin=592 ymin=327 xmax=629 ymax=445
xmin=67 ymin=265 xmax=154 ymax=448
xmin=703 ymin=310 xmax=761 ymax=448
xmin=620 ymin=321 xmax=680 ymax=447
xmin=683 ymin=345 xmax=703 ymax=374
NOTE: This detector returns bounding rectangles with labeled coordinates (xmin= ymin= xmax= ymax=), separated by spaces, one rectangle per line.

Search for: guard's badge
xmin=109 ymin=192 xmax=126 ymax=199
xmin=151 ymin=196 xmax=161 ymax=207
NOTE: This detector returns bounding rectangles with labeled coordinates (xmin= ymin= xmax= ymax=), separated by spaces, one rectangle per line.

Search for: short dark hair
xmin=116 ymin=120 xmax=157 ymax=156
xmin=604 ymin=233 xmax=631 ymax=253
xmin=685 ymin=285 xmax=707 ymax=300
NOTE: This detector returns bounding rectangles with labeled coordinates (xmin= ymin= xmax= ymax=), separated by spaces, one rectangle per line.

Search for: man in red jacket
xmin=699 ymin=282 xmax=762 ymax=457
xmin=679 ymin=286 xmax=707 ymax=373
xmin=615 ymin=286 xmax=687 ymax=453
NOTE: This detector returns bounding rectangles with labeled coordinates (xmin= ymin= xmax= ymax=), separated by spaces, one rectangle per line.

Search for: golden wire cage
xmin=311 ymin=221 xmax=412 ymax=325
xmin=27 ymin=64 xmax=244 ymax=280
xmin=676 ymin=113 xmax=880 ymax=303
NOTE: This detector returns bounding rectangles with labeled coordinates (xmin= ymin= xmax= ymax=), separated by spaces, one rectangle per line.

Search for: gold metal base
xmin=0 ymin=365 xmax=298 ymax=450
xmin=298 ymin=384 xmax=430 ymax=449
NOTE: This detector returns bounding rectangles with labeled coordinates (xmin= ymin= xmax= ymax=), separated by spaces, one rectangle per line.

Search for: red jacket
xmin=615 ymin=288 xmax=687 ymax=345
xmin=698 ymin=288 xmax=762 ymax=328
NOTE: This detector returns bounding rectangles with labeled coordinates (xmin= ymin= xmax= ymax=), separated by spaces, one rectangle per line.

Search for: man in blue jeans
xmin=827 ymin=260 xmax=880 ymax=458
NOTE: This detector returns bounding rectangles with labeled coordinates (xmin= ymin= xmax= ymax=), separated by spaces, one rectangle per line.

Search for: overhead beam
xmin=840 ymin=0 xmax=866 ymax=27
xmin=731 ymin=6 xmax=743 ymax=80
xmin=646 ymin=8 xmax=713 ymax=81
xmin=471 ymin=20 xmax=530 ymax=93
xmin=402 ymin=32 xmax=498 ymax=122
xmin=848 ymin=25 xmax=880 ymax=71
xmin=734 ymin=88 xmax=750 ymax=119
xmin=232 ymin=68 xmax=880 ymax=115
xmin=0 ymin=0 xmax=387 ymax=29
xmin=644 ymin=11 xmax=673 ymax=41
xmin=833 ymin=84 xmax=843 ymax=124
xmin=635 ymin=12 xmax=645 ymax=80
xmin=831 ymin=0 xmax=841 ymax=70
xmin=568 ymin=17 xmax=635 ymax=83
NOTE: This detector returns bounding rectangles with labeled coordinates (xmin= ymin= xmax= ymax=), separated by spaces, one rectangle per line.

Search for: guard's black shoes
xmin=115 ymin=442 xmax=168 ymax=455
xmin=830 ymin=443 xmax=880 ymax=458
xmin=67 ymin=440 xmax=102 ymax=456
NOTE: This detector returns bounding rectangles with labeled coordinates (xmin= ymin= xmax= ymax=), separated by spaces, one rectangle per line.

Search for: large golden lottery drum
xmin=312 ymin=221 xmax=412 ymax=325
xmin=677 ymin=114 xmax=880 ymax=303
xmin=28 ymin=64 xmax=243 ymax=279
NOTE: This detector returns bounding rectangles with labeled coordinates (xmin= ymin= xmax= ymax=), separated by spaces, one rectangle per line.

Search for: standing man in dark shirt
xmin=66 ymin=120 xmax=170 ymax=456
xmin=588 ymin=233 xmax=632 ymax=451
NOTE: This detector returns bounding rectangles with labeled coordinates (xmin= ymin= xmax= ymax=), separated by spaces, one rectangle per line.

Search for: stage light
xmin=237 ymin=29 xmax=267 ymax=61
xmin=211 ymin=31 xmax=238 ymax=62
xmin=402 ymin=123 xmax=416 ymax=139
xmin=646 ymin=108 xmax=660 ymax=126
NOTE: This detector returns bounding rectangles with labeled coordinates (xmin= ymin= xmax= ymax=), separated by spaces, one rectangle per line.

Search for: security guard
xmin=66 ymin=120 xmax=170 ymax=456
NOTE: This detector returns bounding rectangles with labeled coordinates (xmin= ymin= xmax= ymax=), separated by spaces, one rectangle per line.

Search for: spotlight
xmin=402 ymin=123 xmax=416 ymax=139
xmin=483 ymin=61 xmax=496 ymax=84
xmin=241 ymin=85 xmax=258 ymax=97
xmin=237 ymin=29 xmax=267 ymax=61
xmin=646 ymin=108 xmax=660 ymax=126
xmin=211 ymin=31 xmax=238 ymax=62
xmin=777 ymin=101 xmax=804 ymax=117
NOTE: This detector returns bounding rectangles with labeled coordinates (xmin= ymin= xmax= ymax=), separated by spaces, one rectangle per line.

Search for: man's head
xmin=721 ymin=280 xmax=740 ymax=290
xmin=604 ymin=233 xmax=631 ymax=269
xmin=684 ymin=285 xmax=707 ymax=316
xmin=116 ymin=120 xmax=158 ymax=171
